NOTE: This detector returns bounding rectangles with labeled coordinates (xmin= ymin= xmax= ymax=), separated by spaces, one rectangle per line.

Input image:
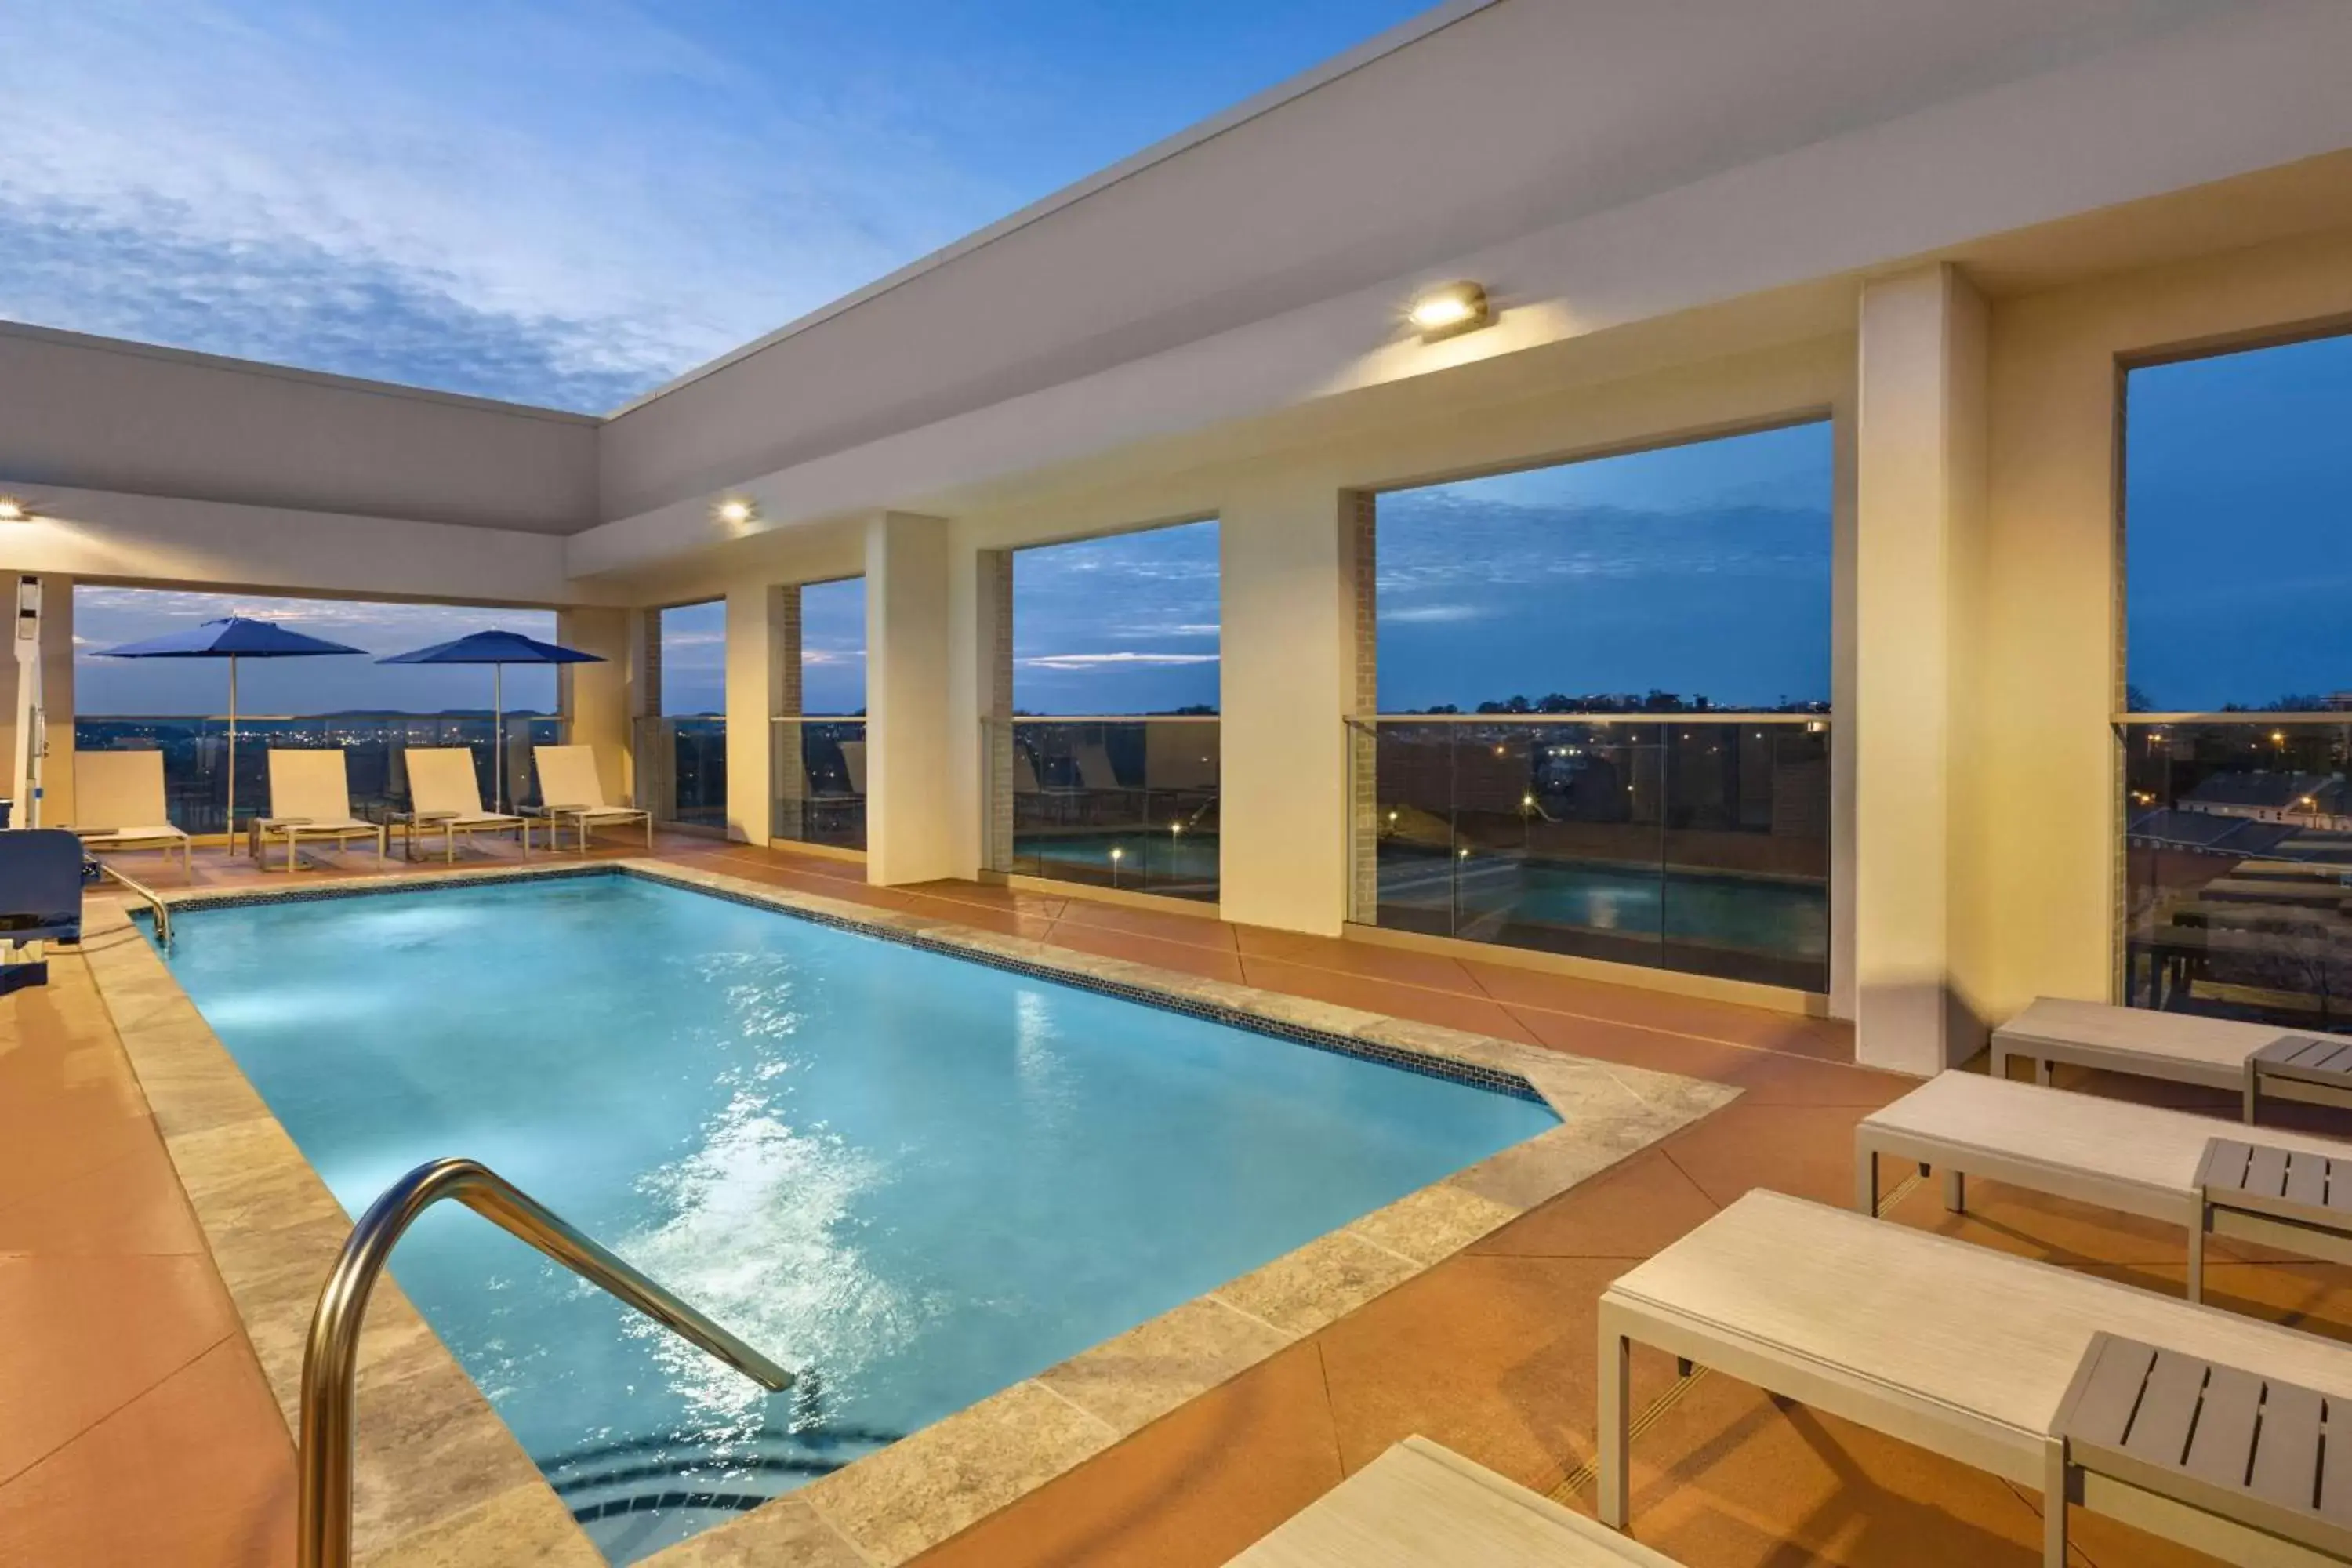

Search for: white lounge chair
xmin=528 ymin=744 xmax=652 ymax=852
xmin=1227 ymin=1436 xmax=1682 ymax=1566
xmin=1598 ymin=1189 xmax=2352 ymax=1567
xmin=1993 ymin=996 xmax=2352 ymax=1121
xmin=64 ymin=750 xmax=193 ymax=880
xmin=253 ymin=751 xmax=386 ymax=872
xmin=402 ymin=748 xmax=530 ymax=862
xmin=1857 ymin=1070 xmax=2352 ymax=1301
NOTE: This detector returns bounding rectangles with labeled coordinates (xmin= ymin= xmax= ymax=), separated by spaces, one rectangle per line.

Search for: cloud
xmin=0 ymin=0 xmax=1022 ymax=412
xmin=1018 ymin=652 xmax=1221 ymax=670
xmin=1380 ymin=604 xmax=1488 ymax=624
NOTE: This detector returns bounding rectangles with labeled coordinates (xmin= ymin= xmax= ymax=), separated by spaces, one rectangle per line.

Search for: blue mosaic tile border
xmin=154 ymin=863 xmax=1549 ymax=1107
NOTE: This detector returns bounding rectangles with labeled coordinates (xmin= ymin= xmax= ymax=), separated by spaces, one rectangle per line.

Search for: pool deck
xmin=0 ymin=836 xmax=2326 ymax=1566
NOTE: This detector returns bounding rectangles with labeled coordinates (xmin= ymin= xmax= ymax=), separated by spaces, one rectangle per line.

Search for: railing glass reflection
xmin=1351 ymin=717 xmax=1831 ymax=992
xmin=771 ymin=719 xmax=867 ymax=851
xmin=72 ymin=714 xmax=563 ymax=835
xmin=635 ymin=717 xmax=727 ymax=831
xmin=990 ymin=719 xmax=1220 ymax=902
xmin=2122 ymin=716 xmax=2352 ymax=1033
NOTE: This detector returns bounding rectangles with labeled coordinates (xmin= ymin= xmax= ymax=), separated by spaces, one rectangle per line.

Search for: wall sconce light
xmin=0 ymin=497 xmax=29 ymax=523
xmin=1407 ymin=281 xmax=1491 ymax=341
xmin=716 ymin=497 xmax=756 ymax=527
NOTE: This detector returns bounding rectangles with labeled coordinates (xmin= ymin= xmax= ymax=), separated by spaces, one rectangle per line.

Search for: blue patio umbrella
xmin=376 ymin=630 xmax=603 ymax=811
xmin=95 ymin=616 xmax=366 ymax=836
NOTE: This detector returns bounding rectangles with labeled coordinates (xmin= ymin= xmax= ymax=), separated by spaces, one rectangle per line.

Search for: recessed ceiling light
xmin=716 ymin=498 xmax=755 ymax=526
xmin=0 ymin=498 xmax=27 ymax=523
xmin=1407 ymin=281 xmax=1491 ymax=340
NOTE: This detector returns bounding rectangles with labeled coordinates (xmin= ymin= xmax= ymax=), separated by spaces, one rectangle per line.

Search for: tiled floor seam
xmin=1495 ymin=996 xmax=1864 ymax=1068
xmin=1197 ymin=1291 xmax=1296 ymax=1341
xmin=0 ymin=1327 xmax=239 ymax=1494
xmin=797 ymin=1493 xmax=887 ymax=1568
xmin=1018 ymin=1375 xmax=1123 ymax=1439
xmin=1312 ymin=1342 xmax=1346 ymax=1480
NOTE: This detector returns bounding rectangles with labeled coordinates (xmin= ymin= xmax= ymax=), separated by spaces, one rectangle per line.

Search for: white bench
xmin=1228 ymin=1436 xmax=1682 ymax=1566
xmin=1599 ymin=1190 xmax=2352 ymax=1566
xmin=1990 ymin=996 xmax=2351 ymax=1121
xmin=1855 ymin=1071 xmax=2352 ymax=1300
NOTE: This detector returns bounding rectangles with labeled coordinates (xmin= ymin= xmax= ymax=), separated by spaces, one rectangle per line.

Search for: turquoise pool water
xmin=159 ymin=873 xmax=1553 ymax=1563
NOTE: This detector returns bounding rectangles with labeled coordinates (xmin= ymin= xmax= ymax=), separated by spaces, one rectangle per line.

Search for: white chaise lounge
xmin=64 ymin=750 xmax=193 ymax=880
xmin=1599 ymin=1190 xmax=2352 ymax=1566
xmin=254 ymin=750 xmax=386 ymax=871
xmin=528 ymin=744 xmax=652 ymax=852
xmin=1993 ymin=996 xmax=2352 ymax=1122
xmin=1228 ymin=1436 xmax=1681 ymax=1567
xmin=401 ymin=748 xmax=530 ymax=862
xmin=1857 ymin=1070 xmax=2352 ymax=1301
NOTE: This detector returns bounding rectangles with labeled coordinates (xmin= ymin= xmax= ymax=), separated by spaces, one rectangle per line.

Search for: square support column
xmin=3 ymin=572 xmax=74 ymax=827
xmin=557 ymin=606 xmax=634 ymax=807
xmin=723 ymin=583 xmax=795 ymax=845
xmin=1853 ymin=263 xmax=1989 ymax=1075
xmin=866 ymin=512 xmax=956 ymax=885
xmin=1219 ymin=478 xmax=1367 ymax=935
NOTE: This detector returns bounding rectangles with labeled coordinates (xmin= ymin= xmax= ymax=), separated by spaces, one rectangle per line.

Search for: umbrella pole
xmin=226 ymin=656 xmax=238 ymax=850
xmin=493 ymin=663 xmax=505 ymax=814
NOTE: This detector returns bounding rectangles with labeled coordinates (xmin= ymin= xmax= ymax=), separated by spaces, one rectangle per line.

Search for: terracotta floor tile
xmin=1878 ymin=1173 xmax=2198 ymax=1269
xmin=1655 ymin=1103 xmax=1875 ymax=1210
xmin=1263 ymin=938 xmax=1486 ymax=995
xmin=1039 ymin=922 xmax=1249 ymax=985
xmin=2070 ymin=1259 xmax=2352 ymax=1343
xmin=1316 ymin=1254 xmax=1677 ymax=1492
xmin=1234 ymin=957 xmax=1541 ymax=1044
xmin=1501 ymin=1007 xmax=1907 ymax=1107
xmin=1458 ymin=959 xmax=1854 ymax=1059
xmin=0 ymin=1254 xmax=240 ymax=1483
xmin=0 ymin=1138 xmax=209 ymax=1257
xmin=1471 ymin=1148 xmax=1721 ymax=1260
xmin=0 ymin=1337 xmax=292 ymax=1568
xmin=1229 ymin=924 xmax=1342 ymax=964
xmin=1047 ymin=898 xmax=1237 ymax=953
xmin=913 ymin=1343 xmax=1341 ymax=1568
xmin=1605 ymin=1375 xmax=2089 ymax=1566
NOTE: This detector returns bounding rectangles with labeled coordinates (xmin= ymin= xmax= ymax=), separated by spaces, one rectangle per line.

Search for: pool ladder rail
xmin=101 ymin=861 xmax=172 ymax=947
xmin=298 ymin=1157 xmax=793 ymax=1568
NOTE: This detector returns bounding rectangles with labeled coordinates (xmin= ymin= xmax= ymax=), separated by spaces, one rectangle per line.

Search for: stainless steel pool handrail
xmin=102 ymin=862 xmax=171 ymax=947
xmin=298 ymin=1157 xmax=793 ymax=1568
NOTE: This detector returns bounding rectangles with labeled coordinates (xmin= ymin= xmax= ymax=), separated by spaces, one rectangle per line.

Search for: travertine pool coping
xmin=77 ymin=855 xmax=1739 ymax=1568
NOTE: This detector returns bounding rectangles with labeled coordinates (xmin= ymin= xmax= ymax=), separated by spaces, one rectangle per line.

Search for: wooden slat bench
xmin=1597 ymin=1191 xmax=2352 ymax=1566
xmin=1226 ymin=1436 xmax=1682 ymax=1566
xmin=1990 ymin=997 xmax=2351 ymax=1121
xmin=2051 ymin=1333 xmax=2352 ymax=1566
xmin=1854 ymin=1072 xmax=2352 ymax=1301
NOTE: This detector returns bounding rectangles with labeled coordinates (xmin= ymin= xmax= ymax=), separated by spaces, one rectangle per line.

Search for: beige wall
xmin=865 ymin=514 xmax=957 ymax=884
xmin=1962 ymin=228 xmax=2352 ymax=1029
xmin=555 ymin=607 xmax=635 ymax=805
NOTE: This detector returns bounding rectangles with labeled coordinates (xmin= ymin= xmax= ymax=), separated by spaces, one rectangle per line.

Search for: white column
xmin=866 ymin=512 xmax=956 ymax=884
xmin=722 ymin=583 xmax=789 ymax=845
xmin=1853 ymin=263 xmax=1988 ymax=1075
xmin=556 ymin=606 xmax=633 ymax=806
xmin=3 ymin=572 xmax=74 ymax=826
xmin=1218 ymin=477 xmax=1365 ymax=935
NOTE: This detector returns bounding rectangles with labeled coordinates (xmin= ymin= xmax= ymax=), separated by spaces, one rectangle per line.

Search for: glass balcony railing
xmin=71 ymin=714 xmax=565 ymax=834
xmin=2122 ymin=715 xmax=2352 ymax=1033
xmin=772 ymin=718 xmax=867 ymax=851
xmin=1349 ymin=716 xmax=1831 ymax=992
xmin=987 ymin=718 xmax=1220 ymax=902
xmin=636 ymin=716 xmax=728 ymax=831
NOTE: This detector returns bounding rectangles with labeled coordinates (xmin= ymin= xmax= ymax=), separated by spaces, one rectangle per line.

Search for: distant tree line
xmin=1403 ymin=689 xmax=1829 ymax=716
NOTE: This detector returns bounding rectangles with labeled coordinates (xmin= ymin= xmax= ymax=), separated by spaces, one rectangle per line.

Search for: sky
xmin=0 ymin=0 xmax=1431 ymax=413
xmin=2125 ymin=332 xmax=2352 ymax=711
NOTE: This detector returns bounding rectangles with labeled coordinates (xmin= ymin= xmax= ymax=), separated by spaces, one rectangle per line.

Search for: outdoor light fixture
xmin=0 ymin=498 xmax=27 ymax=523
xmin=1407 ymin=281 xmax=1491 ymax=341
xmin=716 ymin=498 xmax=756 ymax=527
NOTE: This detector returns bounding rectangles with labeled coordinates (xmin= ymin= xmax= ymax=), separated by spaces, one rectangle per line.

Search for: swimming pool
xmin=158 ymin=872 xmax=1555 ymax=1563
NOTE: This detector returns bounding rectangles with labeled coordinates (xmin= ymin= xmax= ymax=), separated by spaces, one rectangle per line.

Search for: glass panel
xmin=771 ymin=718 xmax=867 ymax=851
xmin=1004 ymin=720 xmax=1219 ymax=902
xmin=71 ymin=714 xmax=564 ymax=833
xmin=2122 ymin=720 xmax=2352 ymax=1032
xmin=1363 ymin=718 xmax=1830 ymax=992
xmin=646 ymin=716 xmax=727 ymax=829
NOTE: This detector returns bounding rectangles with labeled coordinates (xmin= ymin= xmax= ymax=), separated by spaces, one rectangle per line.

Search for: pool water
xmin=160 ymin=873 xmax=1555 ymax=1563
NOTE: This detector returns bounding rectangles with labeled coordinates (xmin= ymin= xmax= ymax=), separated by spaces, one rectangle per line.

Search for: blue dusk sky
xmin=18 ymin=5 xmax=2347 ymax=717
